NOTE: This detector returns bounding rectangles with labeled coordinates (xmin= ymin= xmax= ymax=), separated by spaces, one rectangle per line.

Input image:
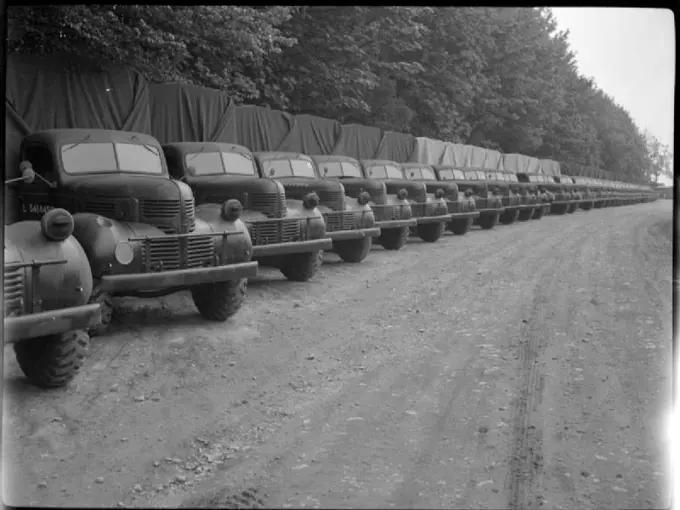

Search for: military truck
xmin=163 ymin=142 xmax=331 ymax=282
xmin=483 ymin=170 xmax=522 ymax=225
xmin=515 ymin=173 xmax=553 ymax=219
xmin=554 ymin=176 xmax=579 ymax=213
xmin=252 ymin=152 xmax=381 ymax=263
xmin=571 ymin=177 xmax=595 ymax=211
xmin=542 ymin=175 xmax=572 ymax=215
xmin=310 ymin=155 xmax=417 ymax=251
xmin=10 ymin=129 xmax=259 ymax=335
xmin=457 ymin=169 xmax=504 ymax=229
xmin=400 ymin=163 xmax=479 ymax=236
xmin=4 ymin=200 xmax=101 ymax=388
xmin=359 ymin=160 xmax=452 ymax=243
xmin=500 ymin=171 xmax=541 ymax=221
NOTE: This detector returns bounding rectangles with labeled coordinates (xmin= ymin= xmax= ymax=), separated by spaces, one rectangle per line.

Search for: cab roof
xmin=360 ymin=159 xmax=402 ymax=167
xmin=309 ymin=154 xmax=360 ymax=164
xmin=25 ymin=129 xmax=161 ymax=147
xmin=253 ymin=151 xmax=313 ymax=161
xmin=162 ymin=141 xmax=251 ymax=155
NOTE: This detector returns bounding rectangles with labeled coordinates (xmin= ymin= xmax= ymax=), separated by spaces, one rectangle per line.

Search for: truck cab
xmin=11 ymin=129 xmax=258 ymax=334
xmin=360 ymin=159 xmax=452 ymax=243
xmin=459 ymin=169 xmax=504 ymax=230
xmin=4 ymin=206 xmax=101 ymax=388
xmin=311 ymin=154 xmax=417 ymax=252
xmin=162 ymin=142 xmax=330 ymax=282
xmin=401 ymin=163 xmax=479 ymax=236
xmin=252 ymin=152 xmax=381 ymax=264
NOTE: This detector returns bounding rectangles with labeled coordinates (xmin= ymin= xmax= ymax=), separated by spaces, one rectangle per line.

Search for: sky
xmin=550 ymin=7 xmax=675 ymax=184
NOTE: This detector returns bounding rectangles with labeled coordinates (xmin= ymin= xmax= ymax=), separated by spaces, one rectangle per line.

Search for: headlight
xmin=397 ymin=189 xmax=408 ymax=200
xmin=302 ymin=192 xmax=320 ymax=210
xmin=434 ymin=188 xmax=445 ymax=199
xmin=114 ymin=241 xmax=135 ymax=265
xmin=221 ymin=199 xmax=243 ymax=221
xmin=357 ymin=191 xmax=371 ymax=206
xmin=40 ymin=208 xmax=74 ymax=242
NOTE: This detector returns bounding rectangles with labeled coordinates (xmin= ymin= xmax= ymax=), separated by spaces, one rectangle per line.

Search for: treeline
xmin=7 ymin=6 xmax=666 ymax=183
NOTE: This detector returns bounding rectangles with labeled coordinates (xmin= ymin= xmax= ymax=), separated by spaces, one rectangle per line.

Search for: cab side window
xmin=23 ymin=145 xmax=57 ymax=182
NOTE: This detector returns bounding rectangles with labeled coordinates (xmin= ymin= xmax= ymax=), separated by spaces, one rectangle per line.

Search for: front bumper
xmin=415 ymin=213 xmax=453 ymax=225
xmin=100 ymin=262 xmax=259 ymax=294
xmin=449 ymin=211 xmax=480 ymax=220
xmin=252 ymin=238 xmax=332 ymax=258
xmin=5 ymin=303 xmax=102 ymax=342
xmin=375 ymin=218 xmax=418 ymax=229
xmin=327 ymin=227 xmax=382 ymax=241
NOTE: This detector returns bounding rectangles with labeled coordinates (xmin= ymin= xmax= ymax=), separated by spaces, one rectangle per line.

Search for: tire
xmin=334 ymin=237 xmax=372 ymax=263
xmin=191 ymin=278 xmax=247 ymax=321
xmin=279 ymin=250 xmax=323 ymax=282
xmin=567 ymin=203 xmax=577 ymax=214
xmin=88 ymin=281 xmax=113 ymax=337
xmin=479 ymin=213 xmax=499 ymax=230
xmin=532 ymin=206 xmax=545 ymax=220
xmin=417 ymin=221 xmax=445 ymax=243
xmin=14 ymin=330 xmax=89 ymax=388
xmin=500 ymin=208 xmax=520 ymax=225
xmin=379 ymin=226 xmax=409 ymax=251
xmin=449 ymin=217 xmax=473 ymax=235
xmin=517 ymin=209 xmax=533 ymax=221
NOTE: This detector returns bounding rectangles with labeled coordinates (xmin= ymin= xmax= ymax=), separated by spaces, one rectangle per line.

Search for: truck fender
xmin=194 ymin=203 xmax=253 ymax=263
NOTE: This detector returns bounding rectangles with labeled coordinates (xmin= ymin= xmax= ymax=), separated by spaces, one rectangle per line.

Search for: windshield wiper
xmin=62 ymin=134 xmax=92 ymax=153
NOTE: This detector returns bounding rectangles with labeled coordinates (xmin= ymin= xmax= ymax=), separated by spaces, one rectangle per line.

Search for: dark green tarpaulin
xmin=5 ymin=53 xmax=152 ymax=178
xmin=234 ymin=105 xmax=294 ymax=152
xmin=373 ymin=131 xmax=417 ymax=162
xmin=149 ymin=83 xmax=236 ymax=144
xmin=332 ymin=124 xmax=383 ymax=160
xmin=277 ymin=114 xmax=341 ymax=155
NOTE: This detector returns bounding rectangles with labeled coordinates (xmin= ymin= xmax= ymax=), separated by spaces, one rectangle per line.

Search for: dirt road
xmin=3 ymin=201 xmax=673 ymax=509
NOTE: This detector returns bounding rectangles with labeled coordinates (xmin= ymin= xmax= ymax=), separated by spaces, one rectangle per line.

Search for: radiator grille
xmin=4 ymin=265 xmax=24 ymax=316
xmin=82 ymin=201 xmax=116 ymax=217
xmin=142 ymin=235 xmax=215 ymax=272
xmin=372 ymin=204 xmax=402 ymax=221
xmin=324 ymin=211 xmax=358 ymax=232
xmin=318 ymin=190 xmax=344 ymax=211
xmin=249 ymin=192 xmax=286 ymax=218
xmin=249 ymin=218 xmax=303 ymax=245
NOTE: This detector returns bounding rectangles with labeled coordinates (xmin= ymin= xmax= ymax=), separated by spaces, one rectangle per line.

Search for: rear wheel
xmin=379 ymin=226 xmax=409 ymax=251
xmin=417 ymin=221 xmax=445 ymax=243
xmin=334 ymin=238 xmax=372 ymax=263
xmin=449 ymin=217 xmax=473 ymax=235
xmin=14 ymin=330 xmax=89 ymax=388
xmin=279 ymin=250 xmax=323 ymax=281
xmin=191 ymin=278 xmax=247 ymax=321
xmin=479 ymin=212 xmax=499 ymax=230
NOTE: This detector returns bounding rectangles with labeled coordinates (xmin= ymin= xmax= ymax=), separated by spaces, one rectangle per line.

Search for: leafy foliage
xmin=7 ymin=6 xmax=666 ymax=183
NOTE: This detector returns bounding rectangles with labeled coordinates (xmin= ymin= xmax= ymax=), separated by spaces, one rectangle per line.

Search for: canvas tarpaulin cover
xmin=332 ymin=124 xmax=383 ymax=160
xmin=502 ymin=153 xmax=531 ymax=173
xmin=373 ymin=131 xmax=417 ymax=163
xmin=410 ymin=137 xmax=449 ymax=165
xmin=5 ymin=53 xmax=152 ymax=178
xmin=463 ymin=145 xmax=488 ymax=168
xmin=539 ymin=159 xmax=561 ymax=176
xmin=149 ymin=83 xmax=236 ymax=145
xmin=234 ymin=105 xmax=294 ymax=152
xmin=484 ymin=149 xmax=505 ymax=171
xmin=440 ymin=143 xmax=469 ymax=167
xmin=277 ymin=114 xmax=341 ymax=155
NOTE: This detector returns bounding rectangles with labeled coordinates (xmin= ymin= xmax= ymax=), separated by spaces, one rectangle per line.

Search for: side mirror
xmin=269 ymin=168 xmax=275 ymax=177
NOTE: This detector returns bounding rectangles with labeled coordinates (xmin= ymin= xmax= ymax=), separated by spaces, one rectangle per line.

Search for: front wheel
xmin=379 ymin=226 xmax=409 ymax=251
xmin=279 ymin=250 xmax=323 ymax=282
xmin=479 ymin=213 xmax=499 ymax=230
xmin=517 ymin=209 xmax=534 ymax=221
xmin=532 ymin=206 xmax=545 ymax=220
xmin=449 ymin=217 xmax=473 ymax=236
xmin=417 ymin=221 xmax=445 ymax=243
xmin=334 ymin=238 xmax=372 ymax=263
xmin=88 ymin=281 xmax=114 ymax=337
xmin=500 ymin=208 xmax=520 ymax=225
xmin=191 ymin=278 xmax=247 ymax=321
xmin=13 ymin=330 xmax=90 ymax=388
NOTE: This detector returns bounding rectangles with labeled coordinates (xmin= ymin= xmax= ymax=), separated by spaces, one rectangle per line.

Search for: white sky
xmin=551 ymin=8 xmax=675 ymax=184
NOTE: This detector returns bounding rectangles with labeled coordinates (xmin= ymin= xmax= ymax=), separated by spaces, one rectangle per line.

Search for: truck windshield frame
xmin=183 ymin=151 xmax=256 ymax=176
xmin=263 ymin=158 xmax=316 ymax=179
xmin=406 ymin=167 xmax=436 ymax=181
xmin=61 ymin=142 xmax=165 ymax=175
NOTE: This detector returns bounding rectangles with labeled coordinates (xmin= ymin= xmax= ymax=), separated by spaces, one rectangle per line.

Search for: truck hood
xmin=379 ymin=179 xmax=427 ymax=201
xmin=68 ymin=174 xmax=191 ymax=202
xmin=418 ymin=180 xmax=458 ymax=199
xmin=329 ymin=177 xmax=385 ymax=202
xmin=187 ymin=175 xmax=281 ymax=206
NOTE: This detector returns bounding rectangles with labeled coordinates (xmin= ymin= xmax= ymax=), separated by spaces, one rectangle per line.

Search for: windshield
xmin=438 ymin=169 xmax=465 ymax=181
xmin=185 ymin=151 xmax=255 ymax=176
xmin=262 ymin=158 xmax=316 ymax=179
xmin=411 ymin=167 xmax=437 ymax=180
xmin=366 ymin=164 xmax=404 ymax=179
xmin=341 ymin=162 xmax=363 ymax=178
xmin=318 ymin=161 xmax=362 ymax=178
xmin=529 ymin=175 xmax=539 ymax=183
xmin=61 ymin=142 xmax=164 ymax=175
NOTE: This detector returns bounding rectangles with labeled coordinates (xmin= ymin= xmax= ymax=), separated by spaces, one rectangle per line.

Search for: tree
xmin=644 ymin=131 xmax=674 ymax=183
